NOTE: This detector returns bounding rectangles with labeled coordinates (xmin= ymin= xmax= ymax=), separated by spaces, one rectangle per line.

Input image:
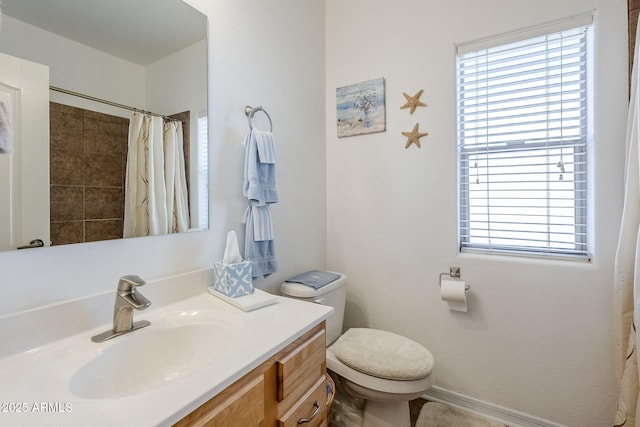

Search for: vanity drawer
xmin=277 ymin=375 xmax=326 ymax=427
xmin=174 ymin=374 xmax=264 ymax=427
xmin=276 ymin=328 xmax=326 ymax=402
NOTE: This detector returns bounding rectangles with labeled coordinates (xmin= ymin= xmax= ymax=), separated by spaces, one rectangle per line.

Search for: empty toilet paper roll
xmin=441 ymin=279 xmax=467 ymax=312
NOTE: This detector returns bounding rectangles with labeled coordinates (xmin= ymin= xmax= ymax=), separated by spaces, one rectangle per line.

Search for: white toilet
xmin=280 ymin=272 xmax=434 ymax=427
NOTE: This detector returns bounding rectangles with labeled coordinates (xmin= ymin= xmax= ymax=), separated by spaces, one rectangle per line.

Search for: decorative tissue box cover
xmin=213 ymin=260 xmax=253 ymax=298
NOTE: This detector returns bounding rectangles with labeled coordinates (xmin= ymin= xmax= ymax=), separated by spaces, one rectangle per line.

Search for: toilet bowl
xmin=280 ymin=272 xmax=434 ymax=427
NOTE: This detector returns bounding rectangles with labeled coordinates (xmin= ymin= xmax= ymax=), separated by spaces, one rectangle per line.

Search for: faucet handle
xmin=118 ymin=275 xmax=147 ymax=292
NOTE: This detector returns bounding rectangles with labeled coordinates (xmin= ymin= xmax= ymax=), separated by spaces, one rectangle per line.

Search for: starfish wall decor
xmin=400 ymin=89 xmax=427 ymax=114
xmin=401 ymin=123 xmax=428 ymax=149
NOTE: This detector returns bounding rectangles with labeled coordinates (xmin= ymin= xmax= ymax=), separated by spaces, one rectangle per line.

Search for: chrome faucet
xmin=91 ymin=275 xmax=151 ymax=343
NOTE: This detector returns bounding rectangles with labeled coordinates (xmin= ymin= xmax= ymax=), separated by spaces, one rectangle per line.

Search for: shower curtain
xmin=123 ymin=112 xmax=189 ymax=238
xmin=614 ymin=17 xmax=640 ymax=427
xmin=163 ymin=119 xmax=189 ymax=234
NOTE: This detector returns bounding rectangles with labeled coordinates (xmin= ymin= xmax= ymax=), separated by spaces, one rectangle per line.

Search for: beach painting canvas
xmin=336 ymin=77 xmax=386 ymax=138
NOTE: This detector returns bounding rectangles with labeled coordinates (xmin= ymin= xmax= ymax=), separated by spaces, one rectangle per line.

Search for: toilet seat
xmin=331 ymin=328 xmax=434 ymax=380
xmin=326 ymin=345 xmax=433 ymax=398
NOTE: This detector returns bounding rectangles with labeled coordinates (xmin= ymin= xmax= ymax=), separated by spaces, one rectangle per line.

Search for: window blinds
xmin=197 ymin=112 xmax=209 ymax=230
xmin=456 ymin=21 xmax=591 ymax=258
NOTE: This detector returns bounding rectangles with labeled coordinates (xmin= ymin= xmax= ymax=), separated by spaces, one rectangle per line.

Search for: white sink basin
xmin=69 ymin=322 xmax=233 ymax=399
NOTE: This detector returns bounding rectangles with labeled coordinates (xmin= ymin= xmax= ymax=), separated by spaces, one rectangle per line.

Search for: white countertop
xmin=0 ymin=275 xmax=332 ymax=427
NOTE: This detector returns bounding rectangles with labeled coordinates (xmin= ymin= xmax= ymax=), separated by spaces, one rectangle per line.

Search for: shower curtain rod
xmin=49 ymin=86 xmax=180 ymax=122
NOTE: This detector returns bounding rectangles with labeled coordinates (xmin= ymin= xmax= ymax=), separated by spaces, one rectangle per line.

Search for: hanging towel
xmin=243 ymin=129 xmax=278 ymax=205
xmin=254 ymin=129 xmax=276 ymax=163
xmin=243 ymin=204 xmax=277 ymax=279
xmin=243 ymin=203 xmax=274 ymax=242
xmin=0 ymin=101 xmax=13 ymax=154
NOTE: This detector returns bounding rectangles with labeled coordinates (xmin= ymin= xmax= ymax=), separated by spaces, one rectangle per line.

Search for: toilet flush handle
xmin=313 ymin=298 xmax=324 ymax=304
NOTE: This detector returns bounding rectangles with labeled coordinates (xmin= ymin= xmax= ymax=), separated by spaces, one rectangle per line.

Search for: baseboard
xmin=423 ymin=386 xmax=566 ymax=427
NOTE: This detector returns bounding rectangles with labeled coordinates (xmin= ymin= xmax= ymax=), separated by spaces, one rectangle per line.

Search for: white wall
xmin=0 ymin=15 xmax=146 ymax=117
xmin=199 ymin=0 xmax=328 ymax=291
xmin=325 ymin=1 xmax=627 ymax=426
xmin=0 ymin=0 xmax=327 ymax=320
xmin=146 ymin=39 xmax=207 ymax=116
xmin=1 ymin=15 xmax=207 ymax=119
xmin=145 ymin=39 xmax=207 ymax=143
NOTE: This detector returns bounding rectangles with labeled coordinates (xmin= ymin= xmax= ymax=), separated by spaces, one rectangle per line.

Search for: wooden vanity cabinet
xmin=174 ymin=322 xmax=327 ymax=427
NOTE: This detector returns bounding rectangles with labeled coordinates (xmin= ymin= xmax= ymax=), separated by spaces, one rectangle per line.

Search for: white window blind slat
xmin=457 ymin=23 xmax=591 ymax=259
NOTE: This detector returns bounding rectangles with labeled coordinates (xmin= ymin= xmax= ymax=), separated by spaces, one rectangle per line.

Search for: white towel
xmin=253 ymin=129 xmax=276 ymax=164
xmin=0 ymin=101 xmax=12 ymax=154
xmin=242 ymin=203 xmax=273 ymax=241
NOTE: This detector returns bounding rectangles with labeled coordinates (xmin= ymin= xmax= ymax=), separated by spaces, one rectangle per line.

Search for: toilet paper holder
xmin=439 ymin=267 xmax=470 ymax=291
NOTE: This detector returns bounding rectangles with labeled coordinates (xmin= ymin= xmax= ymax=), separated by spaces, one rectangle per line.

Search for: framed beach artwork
xmin=336 ymin=77 xmax=386 ymax=138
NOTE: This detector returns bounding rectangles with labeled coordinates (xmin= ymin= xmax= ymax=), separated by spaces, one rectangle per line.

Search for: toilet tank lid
xmin=280 ymin=271 xmax=347 ymax=298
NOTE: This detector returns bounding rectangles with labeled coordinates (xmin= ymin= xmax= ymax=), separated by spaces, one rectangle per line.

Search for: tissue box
xmin=212 ymin=260 xmax=253 ymax=298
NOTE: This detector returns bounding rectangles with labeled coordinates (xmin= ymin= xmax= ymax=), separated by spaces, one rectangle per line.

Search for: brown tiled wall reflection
xmin=50 ymin=102 xmax=128 ymax=246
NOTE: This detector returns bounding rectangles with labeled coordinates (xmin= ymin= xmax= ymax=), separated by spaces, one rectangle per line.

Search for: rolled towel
xmin=0 ymin=101 xmax=12 ymax=154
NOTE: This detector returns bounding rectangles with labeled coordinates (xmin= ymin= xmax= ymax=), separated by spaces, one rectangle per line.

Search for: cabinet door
xmin=174 ymin=375 xmax=264 ymax=427
xmin=277 ymin=376 xmax=326 ymax=427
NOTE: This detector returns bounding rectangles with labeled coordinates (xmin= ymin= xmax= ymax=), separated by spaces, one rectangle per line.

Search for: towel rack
xmin=244 ymin=105 xmax=273 ymax=132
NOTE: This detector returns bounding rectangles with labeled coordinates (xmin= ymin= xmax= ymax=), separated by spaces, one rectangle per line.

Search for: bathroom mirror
xmin=0 ymin=0 xmax=208 ymax=251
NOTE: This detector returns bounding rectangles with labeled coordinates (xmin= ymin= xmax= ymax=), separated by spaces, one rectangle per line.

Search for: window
xmin=197 ymin=112 xmax=209 ymax=230
xmin=456 ymin=18 xmax=592 ymax=259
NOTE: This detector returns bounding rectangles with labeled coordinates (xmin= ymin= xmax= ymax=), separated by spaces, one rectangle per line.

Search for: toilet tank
xmin=280 ymin=272 xmax=347 ymax=346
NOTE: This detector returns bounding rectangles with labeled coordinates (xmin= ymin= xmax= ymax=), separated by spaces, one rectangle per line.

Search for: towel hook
xmin=244 ymin=105 xmax=273 ymax=132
